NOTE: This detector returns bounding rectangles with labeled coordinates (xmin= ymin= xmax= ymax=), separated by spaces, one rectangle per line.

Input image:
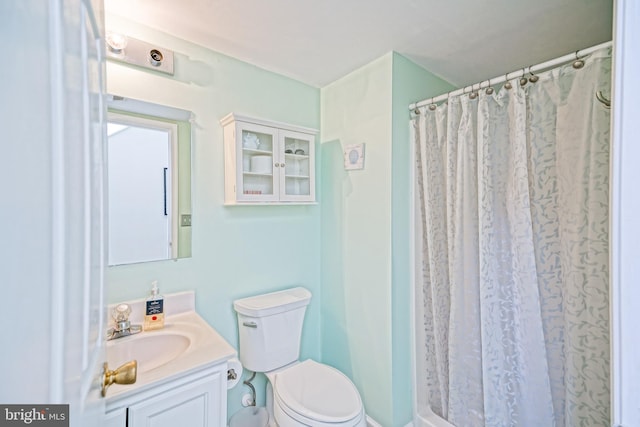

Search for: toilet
xmin=234 ymin=287 xmax=366 ymax=427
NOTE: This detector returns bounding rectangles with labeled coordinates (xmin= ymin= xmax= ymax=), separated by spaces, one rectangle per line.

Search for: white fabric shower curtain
xmin=413 ymin=48 xmax=611 ymax=427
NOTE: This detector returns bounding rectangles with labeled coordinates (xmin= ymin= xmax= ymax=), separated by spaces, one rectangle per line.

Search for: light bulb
xmin=106 ymin=32 xmax=128 ymax=53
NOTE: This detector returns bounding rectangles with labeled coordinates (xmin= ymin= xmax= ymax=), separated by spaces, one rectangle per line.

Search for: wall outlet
xmin=181 ymin=214 xmax=192 ymax=227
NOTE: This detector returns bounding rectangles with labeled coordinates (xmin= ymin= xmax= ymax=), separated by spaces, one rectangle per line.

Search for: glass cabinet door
xmin=279 ymin=130 xmax=314 ymax=201
xmin=237 ymin=123 xmax=279 ymax=202
xmin=221 ymin=113 xmax=317 ymax=204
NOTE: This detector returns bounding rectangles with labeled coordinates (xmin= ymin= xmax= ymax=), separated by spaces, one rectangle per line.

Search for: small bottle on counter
xmin=144 ymin=280 xmax=165 ymax=330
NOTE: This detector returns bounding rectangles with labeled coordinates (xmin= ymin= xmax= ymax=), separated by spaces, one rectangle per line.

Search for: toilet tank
xmin=233 ymin=287 xmax=311 ymax=373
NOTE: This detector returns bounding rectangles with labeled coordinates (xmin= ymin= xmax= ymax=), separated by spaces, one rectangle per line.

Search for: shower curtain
xmin=413 ymin=48 xmax=611 ymax=427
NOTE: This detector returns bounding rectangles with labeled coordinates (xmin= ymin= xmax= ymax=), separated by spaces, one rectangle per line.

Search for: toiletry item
xmin=250 ymin=155 xmax=272 ymax=174
xmin=144 ymin=280 xmax=165 ymax=330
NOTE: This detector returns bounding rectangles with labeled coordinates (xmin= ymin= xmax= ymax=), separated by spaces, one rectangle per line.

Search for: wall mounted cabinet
xmin=220 ymin=114 xmax=317 ymax=205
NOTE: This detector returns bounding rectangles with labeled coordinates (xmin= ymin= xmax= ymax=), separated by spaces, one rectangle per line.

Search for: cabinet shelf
xmin=243 ymin=148 xmax=273 ymax=155
xmin=243 ymin=171 xmax=273 ymax=177
xmin=285 ymin=175 xmax=310 ymax=179
xmin=284 ymin=153 xmax=309 ymax=159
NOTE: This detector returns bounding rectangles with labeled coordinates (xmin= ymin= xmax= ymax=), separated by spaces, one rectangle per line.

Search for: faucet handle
xmin=112 ymin=303 xmax=132 ymax=333
xmin=112 ymin=303 xmax=131 ymax=322
xmin=106 ymin=303 xmax=142 ymax=340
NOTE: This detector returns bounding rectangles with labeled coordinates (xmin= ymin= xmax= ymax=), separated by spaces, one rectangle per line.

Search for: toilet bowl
xmin=234 ymin=288 xmax=366 ymax=427
xmin=267 ymin=360 xmax=366 ymax=427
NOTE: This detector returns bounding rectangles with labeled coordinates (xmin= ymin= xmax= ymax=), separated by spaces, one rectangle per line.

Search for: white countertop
xmin=105 ymin=292 xmax=236 ymax=407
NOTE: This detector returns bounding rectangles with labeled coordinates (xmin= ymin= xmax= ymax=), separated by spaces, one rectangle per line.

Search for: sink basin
xmin=103 ymin=308 xmax=237 ymax=403
xmin=107 ymin=332 xmax=191 ymax=374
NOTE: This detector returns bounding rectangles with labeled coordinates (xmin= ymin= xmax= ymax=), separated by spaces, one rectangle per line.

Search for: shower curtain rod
xmin=408 ymin=40 xmax=612 ymax=111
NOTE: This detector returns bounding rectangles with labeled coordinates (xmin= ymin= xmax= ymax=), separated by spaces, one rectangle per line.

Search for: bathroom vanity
xmin=103 ymin=292 xmax=236 ymax=427
xmin=104 ymin=364 xmax=226 ymax=427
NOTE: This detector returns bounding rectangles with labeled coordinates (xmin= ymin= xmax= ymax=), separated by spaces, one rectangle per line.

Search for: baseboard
xmin=366 ymin=415 xmax=384 ymax=427
xmin=366 ymin=416 xmax=418 ymax=427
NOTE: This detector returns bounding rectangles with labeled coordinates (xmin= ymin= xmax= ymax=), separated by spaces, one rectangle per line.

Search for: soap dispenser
xmin=144 ymin=280 xmax=165 ymax=331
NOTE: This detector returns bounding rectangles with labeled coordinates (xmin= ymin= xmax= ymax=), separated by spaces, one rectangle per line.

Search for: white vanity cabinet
xmin=220 ymin=113 xmax=317 ymax=204
xmin=103 ymin=294 xmax=236 ymax=427
xmin=105 ymin=363 xmax=227 ymax=427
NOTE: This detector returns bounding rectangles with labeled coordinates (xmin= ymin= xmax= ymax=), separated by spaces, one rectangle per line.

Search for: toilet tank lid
xmin=233 ymin=287 xmax=312 ymax=317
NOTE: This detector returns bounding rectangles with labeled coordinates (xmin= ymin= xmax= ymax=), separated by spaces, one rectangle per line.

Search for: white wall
xmin=1 ymin=1 xmax=56 ymax=403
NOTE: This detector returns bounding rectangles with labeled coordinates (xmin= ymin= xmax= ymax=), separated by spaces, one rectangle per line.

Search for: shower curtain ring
xmin=520 ymin=68 xmax=528 ymax=87
xmin=429 ymin=102 xmax=437 ymax=111
xmin=469 ymin=84 xmax=478 ymax=99
xmin=573 ymin=50 xmax=585 ymax=69
xmin=486 ymin=78 xmax=494 ymax=95
xmin=595 ymin=90 xmax=611 ymax=108
xmin=504 ymin=73 xmax=512 ymax=90
xmin=528 ymin=66 xmax=539 ymax=83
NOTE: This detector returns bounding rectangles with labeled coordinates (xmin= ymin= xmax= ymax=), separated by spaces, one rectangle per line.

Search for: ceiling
xmin=104 ymin=0 xmax=613 ymax=88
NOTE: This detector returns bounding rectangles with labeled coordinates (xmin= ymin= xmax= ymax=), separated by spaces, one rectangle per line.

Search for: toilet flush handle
xmin=242 ymin=321 xmax=258 ymax=328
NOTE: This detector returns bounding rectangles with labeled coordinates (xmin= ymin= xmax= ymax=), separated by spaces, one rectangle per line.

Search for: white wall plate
xmin=344 ymin=143 xmax=365 ymax=170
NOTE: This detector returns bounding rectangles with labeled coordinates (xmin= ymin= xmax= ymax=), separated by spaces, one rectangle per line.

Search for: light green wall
xmin=320 ymin=53 xmax=395 ymax=426
xmin=390 ymin=53 xmax=456 ymax=426
xmin=176 ymin=121 xmax=192 ymax=258
xmin=320 ymin=53 xmax=454 ymax=427
xmin=104 ymin=15 xmax=456 ymax=424
xmin=104 ymin=15 xmax=321 ymax=417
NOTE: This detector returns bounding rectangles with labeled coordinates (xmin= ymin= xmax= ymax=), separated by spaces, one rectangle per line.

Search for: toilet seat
xmin=273 ymin=360 xmax=363 ymax=425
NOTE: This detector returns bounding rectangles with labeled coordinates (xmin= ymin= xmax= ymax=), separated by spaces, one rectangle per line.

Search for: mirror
xmin=107 ymin=95 xmax=192 ymax=266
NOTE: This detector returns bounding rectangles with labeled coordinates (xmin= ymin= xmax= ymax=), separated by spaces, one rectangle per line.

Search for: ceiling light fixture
xmin=105 ymin=33 xmax=174 ymax=75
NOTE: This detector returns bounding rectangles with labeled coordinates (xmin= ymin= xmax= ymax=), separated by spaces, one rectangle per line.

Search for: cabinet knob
xmin=275 ymin=163 xmax=280 ymax=167
xmin=281 ymin=163 xmax=285 ymax=167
